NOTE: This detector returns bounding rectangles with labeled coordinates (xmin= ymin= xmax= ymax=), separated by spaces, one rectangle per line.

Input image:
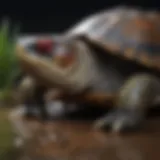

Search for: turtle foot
xmin=93 ymin=109 xmax=143 ymax=132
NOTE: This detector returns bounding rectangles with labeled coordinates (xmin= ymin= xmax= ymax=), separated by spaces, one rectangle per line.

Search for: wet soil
xmin=18 ymin=107 xmax=160 ymax=160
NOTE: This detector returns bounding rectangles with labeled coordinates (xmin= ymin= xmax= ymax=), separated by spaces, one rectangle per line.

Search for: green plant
xmin=0 ymin=19 xmax=20 ymax=101
xmin=0 ymin=19 xmax=21 ymax=160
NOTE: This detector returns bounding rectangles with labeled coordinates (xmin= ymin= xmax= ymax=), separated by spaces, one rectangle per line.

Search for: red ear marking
xmin=36 ymin=38 xmax=54 ymax=53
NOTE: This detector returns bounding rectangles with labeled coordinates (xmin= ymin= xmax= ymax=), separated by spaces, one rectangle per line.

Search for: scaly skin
xmin=16 ymin=39 xmax=160 ymax=132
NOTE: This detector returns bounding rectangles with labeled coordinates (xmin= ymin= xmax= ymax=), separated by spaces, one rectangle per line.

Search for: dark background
xmin=0 ymin=1 xmax=159 ymax=33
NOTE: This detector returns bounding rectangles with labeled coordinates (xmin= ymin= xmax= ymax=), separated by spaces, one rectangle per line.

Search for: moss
xmin=0 ymin=108 xmax=19 ymax=160
xmin=0 ymin=108 xmax=13 ymax=147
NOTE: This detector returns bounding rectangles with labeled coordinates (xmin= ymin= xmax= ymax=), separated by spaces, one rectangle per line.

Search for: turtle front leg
xmin=19 ymin=76 xmax=81 ymax=120
xmin=18 ymin=76 xmax=49 ymax=119
xmin=17 ymin=76 xmax=36 ymax=118
xmin=94 ymin=74 xmax=160 ymax=132
xmin=33 ymin=85 xmax=50 ymax=120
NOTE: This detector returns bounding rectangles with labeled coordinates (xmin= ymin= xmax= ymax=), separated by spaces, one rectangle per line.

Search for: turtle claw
xmin=93 ymin=113 xmax=116 ymax=131
xmin=93 ymin=109 xmax=143 ymax=132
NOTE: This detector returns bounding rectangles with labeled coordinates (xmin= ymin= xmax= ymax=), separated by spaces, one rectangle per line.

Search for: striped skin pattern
xmin=84 ymin=9 xmax=160 ymax=70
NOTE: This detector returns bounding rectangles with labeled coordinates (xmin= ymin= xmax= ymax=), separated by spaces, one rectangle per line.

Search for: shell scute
xmin=86 ymin=10 xmax=160 ymax=70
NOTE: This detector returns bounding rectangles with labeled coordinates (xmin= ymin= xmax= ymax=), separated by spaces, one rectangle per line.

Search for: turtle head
xmin=16 ymin=38 xmax=94 ymax=93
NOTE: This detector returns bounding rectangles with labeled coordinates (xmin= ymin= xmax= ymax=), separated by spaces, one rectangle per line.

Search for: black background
xmin=0 ymin=0 xmax=159 ymax=33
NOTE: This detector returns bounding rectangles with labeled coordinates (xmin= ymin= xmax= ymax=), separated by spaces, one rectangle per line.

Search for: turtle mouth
xmin=16 ymin=41 xmax=94 ymax=93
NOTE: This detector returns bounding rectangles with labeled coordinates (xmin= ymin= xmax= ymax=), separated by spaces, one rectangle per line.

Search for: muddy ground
xmin=10 ymin=106 xmax=160 ymax=160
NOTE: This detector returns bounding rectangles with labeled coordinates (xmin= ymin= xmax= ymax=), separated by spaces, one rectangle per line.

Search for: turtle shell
xmin=67 ymin=7 xmax=160 ymax=71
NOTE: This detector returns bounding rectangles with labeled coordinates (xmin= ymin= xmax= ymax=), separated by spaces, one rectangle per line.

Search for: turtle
xmin=16 ymin=6 xmax=160 ymax=132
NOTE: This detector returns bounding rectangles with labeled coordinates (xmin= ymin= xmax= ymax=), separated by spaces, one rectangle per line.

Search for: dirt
xmin=16 ymin=117 xmax=160 ymax=160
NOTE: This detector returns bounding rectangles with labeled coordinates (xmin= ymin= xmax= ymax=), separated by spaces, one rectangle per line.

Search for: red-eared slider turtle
xmin=16 ymin=7 xmax=160 ymax=132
